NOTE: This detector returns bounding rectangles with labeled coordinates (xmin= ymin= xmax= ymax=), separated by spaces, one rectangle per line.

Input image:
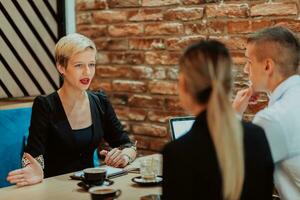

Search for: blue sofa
xmin=0 ymin=104 xmax=100 ymax=188
xmin=0 ymin=106 xmax=32 ymax=187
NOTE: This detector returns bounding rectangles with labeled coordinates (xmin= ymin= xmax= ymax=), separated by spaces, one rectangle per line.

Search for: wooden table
xmin=0 ymin=155 xmax=162 ymax=200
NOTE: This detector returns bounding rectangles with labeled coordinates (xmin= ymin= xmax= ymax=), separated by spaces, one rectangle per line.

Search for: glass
xmin=140 ymin=158 xmax=159 ymax=180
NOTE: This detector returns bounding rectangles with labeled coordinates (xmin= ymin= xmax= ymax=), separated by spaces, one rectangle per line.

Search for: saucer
xmin=131 ymin=176 xmax=163 ymax=186
xmin=77 ymin=179 xmax=114 ymax=190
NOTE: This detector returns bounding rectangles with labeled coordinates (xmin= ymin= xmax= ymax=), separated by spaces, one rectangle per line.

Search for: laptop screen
xmin=169 ymin=117 xmax=195 ymax=140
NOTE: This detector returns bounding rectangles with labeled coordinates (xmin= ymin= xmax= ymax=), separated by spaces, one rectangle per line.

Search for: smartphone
xmin=140 ymin=194 xmax=163 ymax=200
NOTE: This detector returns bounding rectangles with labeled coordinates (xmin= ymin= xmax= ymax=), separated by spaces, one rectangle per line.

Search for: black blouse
xmin=162 ymin=111 xmax=274 ymax=200
xmin=25 ymin=91 xmax=133 ymax=178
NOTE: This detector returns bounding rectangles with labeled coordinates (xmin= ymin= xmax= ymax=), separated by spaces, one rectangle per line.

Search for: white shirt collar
xmin=269 ymin=75 xmax=300 ymax=106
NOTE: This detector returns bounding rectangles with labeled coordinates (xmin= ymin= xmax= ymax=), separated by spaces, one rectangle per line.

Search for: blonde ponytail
xmin=207 ymin=60 xmax=244 ymax=200
xmin=180 ymin=40 xmax=245 ymax=200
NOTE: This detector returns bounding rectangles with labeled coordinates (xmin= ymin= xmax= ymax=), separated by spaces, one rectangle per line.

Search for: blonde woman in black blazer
xmin=162 ymin=40 xmax=274 ymax=200
xmin=7 ymin=34 xmax=136 ymax=186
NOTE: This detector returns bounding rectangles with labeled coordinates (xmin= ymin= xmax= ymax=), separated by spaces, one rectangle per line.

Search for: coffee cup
xmin=89 ymin=187 xmax=121 ymax=200
xmin=83 ymin=168 xmax=107 ymax=185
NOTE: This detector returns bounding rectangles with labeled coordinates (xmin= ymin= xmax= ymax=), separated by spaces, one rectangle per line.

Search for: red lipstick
xmin=80 ymin=78 xmax=90 ymax=85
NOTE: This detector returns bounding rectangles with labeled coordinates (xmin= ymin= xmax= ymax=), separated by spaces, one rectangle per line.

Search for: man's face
xmin=244 ymin=43 xmax=268 ymax=92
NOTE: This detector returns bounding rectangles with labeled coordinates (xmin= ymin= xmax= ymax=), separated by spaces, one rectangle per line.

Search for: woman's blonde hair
xmin=179 ymin=40 xmax=244 ymax=200
xmin=55 ymin=33 xmax=96 ymax=68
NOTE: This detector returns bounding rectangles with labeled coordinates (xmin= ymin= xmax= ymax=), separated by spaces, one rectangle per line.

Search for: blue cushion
xmin=0 ymin=107 xmax=32 ymax=187
xmin=0 ymin=106 xmax=101 ymax=188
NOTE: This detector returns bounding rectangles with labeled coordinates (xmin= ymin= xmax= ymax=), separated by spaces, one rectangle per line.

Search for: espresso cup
xmin=83 ymin=168 xmax=107 ymax=185
xmin=89 ymin=187 xmax=121 ymax=200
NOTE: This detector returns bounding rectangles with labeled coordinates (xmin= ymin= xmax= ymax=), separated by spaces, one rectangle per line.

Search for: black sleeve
xmin=162 ymin=144 xmax=180 ymax=200
xmin=98 ymin=92 xmax=133 ymax=148
xmin=24 ymin=96 xmax=49 ymax=157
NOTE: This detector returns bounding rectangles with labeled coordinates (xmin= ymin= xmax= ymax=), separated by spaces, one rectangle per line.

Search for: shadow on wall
xmin=0 ymin=107 xmax=32 ymax=187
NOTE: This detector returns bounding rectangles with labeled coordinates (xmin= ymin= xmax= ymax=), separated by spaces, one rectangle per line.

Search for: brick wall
xmin=76 ymin=0 xmax=300 ymax=154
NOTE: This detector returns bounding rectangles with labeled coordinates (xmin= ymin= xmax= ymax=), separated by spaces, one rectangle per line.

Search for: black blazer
xmin=162 ymin=111 xmax=274 ymax=200
xmin=25 ymin=91 xmax=132 ymax=178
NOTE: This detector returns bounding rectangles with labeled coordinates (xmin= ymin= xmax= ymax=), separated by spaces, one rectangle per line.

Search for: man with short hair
xmin=233 ymin=26 xmax=300 ymax=199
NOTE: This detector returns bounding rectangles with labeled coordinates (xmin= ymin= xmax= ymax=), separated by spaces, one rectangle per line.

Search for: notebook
xmin=169 ymin=116 xmax=195 ymax=140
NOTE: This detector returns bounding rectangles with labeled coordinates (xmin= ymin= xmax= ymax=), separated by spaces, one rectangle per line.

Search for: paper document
xmin=72 ymin=166 xmax=126 ymax=179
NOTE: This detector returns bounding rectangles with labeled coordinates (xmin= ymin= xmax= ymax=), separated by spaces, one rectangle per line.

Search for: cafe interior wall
xmin=75 ymin=0 xmax=300 ymax=155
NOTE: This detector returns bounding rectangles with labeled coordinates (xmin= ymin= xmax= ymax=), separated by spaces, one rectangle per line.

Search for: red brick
xmin=206 ymin=4 xmax=249 ymax=18
xmin=167 ymin=68 xmax=179 ymax=80
xmin=96 ymin=65 xmax=153 ymax=79
xmin=112 ymin=80 xmax=147 ymax=93
xmin=96 ymin=52 xmax=109 ymax=64
xmin=76 ymin=12 xmax=92 ymax=25
xmin=115 ymin=107 xmax=147 ymax=121
xmin=129 ymin=38 xmax=165 ymax=50
xmin=131 ymin=66 xmax=153 ymax=79
xmin=153 ymin=67 xmax=167 ymax=79
xmin=111 ymin=93 xmax=129 ymax=105
xmin=149 ymin=81 xmax=178 ymax=95
xmin=93 ymin=10 xmax=128 ymax=24
xmin=108 ymin=24 xmax=143 ymax=37
xmin=166 ymin=36 xmax=206 ymax=50
xmin=207 ymin=20 xmax=227 ymax=34
xmin=77 ymin=25 xmax=107 ymax=38
xmin=132 ymin=123 xmax=167 ymax=137
xmin=128 ymin=8 xmax=163 ymax=21
xmin=185 ymin=23 xmax=207 ymax=35
xmin=145 ymin=51 xmax=180 ymax=65
xmin=251 ymin=20 xmax=274 ymax=32
xmin=149 ymin=139 xmax=169 ymax=151
xmin=231 ymin=51 xmax=246 ymax=66
xmin=182 ymin=0 xmax=218 ymax=5
xmin=128 ymin=95 xmax=164 ymax=108
xmin=89 ymin=78 xmax=112 ymax=92
xmin=107 ymin=0 xmax=141 ymax=8
xmin=209 ymin=36 xmax=247 ymax=50
xmin=133 ymin=135 xmax=150 ymax=150
xmin=121 ymin=121 xmax=130 ymax=132
xmin=144 ymin=23 xmax=184 ymax=36
xmin=275 ymin=19 xmax=300 ymax=32
xmin=251 ymin=3 xmax=298 ymax=17
xmin=76 ymin=0 xmax=107 ymax=11
xmin=142 ymin=0 xmax=180 ymax=7
xmin=148 ymin=111 xmax=185 ymax=123
xmin=108 ymin=52 xmax=144 ymax=65
xmin=164 ymin=7 xmax=204 ymax=21
xmin=94 ymin=38 xmax=128 ymax=50
xmin=165 ymin=97 xmax=184 ymax=110
xmin=227 ymin=20 xmax=273 ymax=34
xmin=96 ymin=65 xmax=131 ymax=78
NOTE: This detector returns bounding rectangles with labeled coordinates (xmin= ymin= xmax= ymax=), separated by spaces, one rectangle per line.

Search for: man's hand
xmin=232 ymin=88 xmax=253 ymax=116
xmin=7 ymin=153 xmax=43 ymax=187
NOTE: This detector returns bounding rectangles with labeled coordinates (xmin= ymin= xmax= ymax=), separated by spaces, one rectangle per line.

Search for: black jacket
xmin=25 ymin=91 xmax=132 ymax=178
xmin=162 ymin=111 xmax=274 ymax=200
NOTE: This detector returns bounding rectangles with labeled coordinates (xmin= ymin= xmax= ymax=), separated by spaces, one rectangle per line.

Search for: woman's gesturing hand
xmin=7 ymin=153 xmax=44 ymax=187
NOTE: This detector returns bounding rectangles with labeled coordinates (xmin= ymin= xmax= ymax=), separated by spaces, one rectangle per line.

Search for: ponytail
xmin=207 ymin=62 xmax=244 ymax=200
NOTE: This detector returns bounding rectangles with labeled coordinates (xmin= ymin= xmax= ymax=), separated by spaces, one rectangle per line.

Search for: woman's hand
xmin=7 ymin=153 xmax=44 ymax=187
xmin=99 ymin=148 xmax=130 ymax=168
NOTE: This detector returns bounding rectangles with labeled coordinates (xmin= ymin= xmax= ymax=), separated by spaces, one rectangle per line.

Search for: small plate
xmin=77 ymin=179 xmax=114 ymax=190
xmin=131 ymin=176 xmax=163 ymax=186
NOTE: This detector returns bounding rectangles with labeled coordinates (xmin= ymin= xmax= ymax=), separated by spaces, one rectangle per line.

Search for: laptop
xmin=169 ymin=116 xmax=195 ymax=140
